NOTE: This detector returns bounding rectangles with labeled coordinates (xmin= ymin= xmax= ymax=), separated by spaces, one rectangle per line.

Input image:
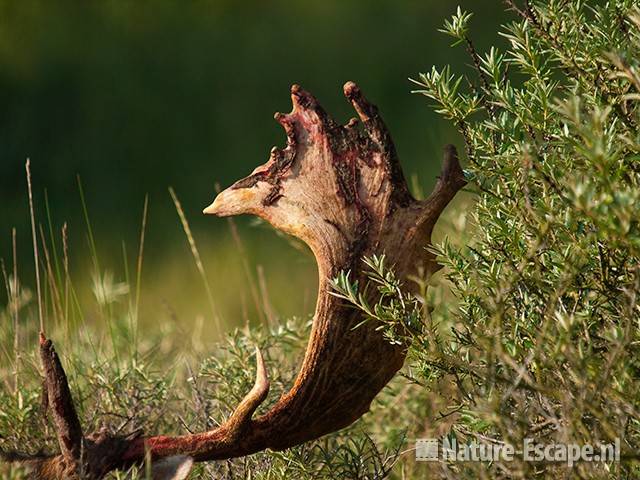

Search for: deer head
xmin=5 ymin=82 xmax=465 ymax=479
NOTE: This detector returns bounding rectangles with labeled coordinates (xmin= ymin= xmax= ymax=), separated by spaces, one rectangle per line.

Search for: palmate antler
xmin=7 ymin=82 xmax=465 ymax=479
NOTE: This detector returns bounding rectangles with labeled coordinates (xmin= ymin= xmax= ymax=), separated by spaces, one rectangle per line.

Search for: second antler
xmin=6 ymin=82 xmax=465 ymax=479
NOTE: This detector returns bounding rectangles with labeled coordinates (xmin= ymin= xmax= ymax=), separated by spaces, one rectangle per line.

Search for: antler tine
xmin=274 ymin=112 xmax=297 ymax=147
xmin=344 ymin=81 xmax=413 ymax=208
xmin=343 ymin=81 xmax=378 ymax=124
xmin=120 ymin=346 xmax=270 ymax=463
xmin=343 ymin=80 xmax=396 ymax=147
xmin=289 ymin=83 xmax=335 ymax=131
xmin=418 ymin=144 xmax=467 ymax=229
xmin=225 ymin=346 xmax=270 ymax=439
xmin=39 ymin=333 xmax=84 ymax=473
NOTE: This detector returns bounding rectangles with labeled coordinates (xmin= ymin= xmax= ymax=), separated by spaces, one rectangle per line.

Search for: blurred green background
xmin=0 ymin=1 xmax=508 ymax=337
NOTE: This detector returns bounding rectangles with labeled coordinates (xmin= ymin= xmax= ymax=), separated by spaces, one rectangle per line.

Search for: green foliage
xmin=330 ymin=255 xmax=423 ymax=345
xmin=408 ymin=1 xmax=640 ymax=478
xmin=0 ymin=310 xmax=402 ymax=479
xmin=439 ymin=7 xmax=474 ymax=46
xmin=2 ymin=1 xmax=640 ymax=479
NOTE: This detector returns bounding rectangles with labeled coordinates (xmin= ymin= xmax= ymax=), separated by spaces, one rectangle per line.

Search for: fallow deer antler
xmin=6 ymin=82 xmax=465 ymax=479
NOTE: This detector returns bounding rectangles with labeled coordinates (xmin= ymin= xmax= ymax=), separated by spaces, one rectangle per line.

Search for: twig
xmin=39 ymin=224 xmax=63 ymax=325
xmin=132 ymin=195 xmax=149 ymax=352
xmin=61 ymin=223 xmax=70 ymax=328
xmin=26 ymin=159 xmax=44 ymax=333
xmin=12 ymin=227 xmax=20 ymax=392
xmin=169 ymin=187 xmax=222 ymax=333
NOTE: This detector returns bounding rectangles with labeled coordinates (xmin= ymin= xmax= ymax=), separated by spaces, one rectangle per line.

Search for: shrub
xmin=390 ymin=1 xmax=640 ymax=477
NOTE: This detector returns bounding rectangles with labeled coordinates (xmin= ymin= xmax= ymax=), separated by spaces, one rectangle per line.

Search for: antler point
xmin=343 ymin=81 xmax=358 ymax=98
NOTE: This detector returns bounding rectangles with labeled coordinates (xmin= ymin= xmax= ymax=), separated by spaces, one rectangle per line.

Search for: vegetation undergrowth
xmin=2 ymin=1 xmax=640 ymax=479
